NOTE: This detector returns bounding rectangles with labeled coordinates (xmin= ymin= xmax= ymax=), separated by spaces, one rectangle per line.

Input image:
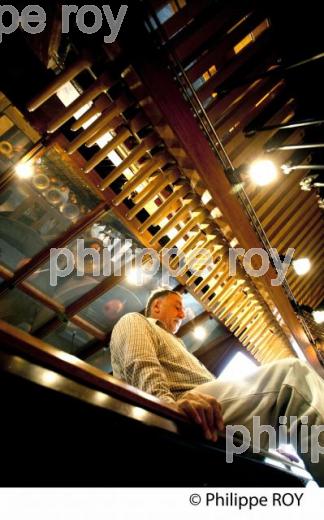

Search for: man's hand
xmin=176 ymin=391 xmax=224 ymax=442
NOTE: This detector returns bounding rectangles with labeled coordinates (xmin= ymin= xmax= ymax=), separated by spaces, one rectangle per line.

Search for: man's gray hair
xmin=145 ymin=288 xmax=181 ymax=317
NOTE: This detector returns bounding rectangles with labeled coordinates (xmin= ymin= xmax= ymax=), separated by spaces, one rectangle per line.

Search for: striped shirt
xmin=110 ymin=312 xmax=215 ymax=403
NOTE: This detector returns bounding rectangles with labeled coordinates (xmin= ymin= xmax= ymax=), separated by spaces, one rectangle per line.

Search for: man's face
xmin=151 ymin=293 xmax=186 ymax=334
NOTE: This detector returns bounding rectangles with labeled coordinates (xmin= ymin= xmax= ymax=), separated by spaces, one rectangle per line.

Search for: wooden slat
xmin=137 ymin=183 xmax=191 ymax=233
xmin=159 ymin=211 xmax=207 ymax=250
xmin=126 ymin=169 xmax=179 ymax=220
xmin=272 ymin=202 xmax=319 ymax=252
xmin=196 ymin=32 xmax=273 ymax=104
xmin=47 ymin=72 xmax=113 ymax=133
xmin=112 ymin=153 xmax=169 ymax=206
xmin=27 ymin=55 xmax=93 ymax=111
xmin=84 ymin=127 xmax=131 ymax=173
xmin=100 ymin=135 xmax=159 ymax=190
xmin=149 ymin=199 xmax=199 ymax=245
xmin=185 ymin=10 xmax=268 ymax=83
xmin=174 ymin=2 xmax=256 ymax=64
xmin=266 ymin=191 xmax=310 ymax=240
xmin=229 ymin=100 xmax=294 ymax=165
xmin=219 ymin=80 xmax=285 ymax=147
xmin=67 ymin=100 xmax=127 ymax=155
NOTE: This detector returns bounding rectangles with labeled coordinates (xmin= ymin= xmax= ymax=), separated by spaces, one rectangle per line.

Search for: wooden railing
xmin=0 ymin=319 xmax=187 ymax=425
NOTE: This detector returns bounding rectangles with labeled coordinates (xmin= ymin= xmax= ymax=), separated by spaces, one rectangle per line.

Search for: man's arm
xmin=110 ymin=313 xmax=176 ymax=402
xmin=110 ymin=313 xmax=224 ymax=441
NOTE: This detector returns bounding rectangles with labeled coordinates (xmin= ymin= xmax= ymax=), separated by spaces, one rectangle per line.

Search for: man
xmin=110 ymin=288 xmax=324 ymax=484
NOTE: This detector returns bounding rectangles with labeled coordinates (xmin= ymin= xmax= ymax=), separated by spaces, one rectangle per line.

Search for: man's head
xmin=145 ymin=289 xmax=185 ymax=334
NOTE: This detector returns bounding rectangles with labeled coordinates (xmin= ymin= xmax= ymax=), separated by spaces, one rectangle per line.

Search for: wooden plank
xmin=219 ymin=80 xmax=285 ymax=146
xmin=27 ymin=55 xmax=93 ymax=112
xmin=229 ymin=100 xmax=294 ymax=165
xmin=265 ymin=191 xmax=310 ymax=240
xmin=185 ymin=9 xmax=268 ymax=83
xmin=174 ymin=2 xmax=256 ymax=64
xmin=271 ymin=202 xmax=319 ymax=252
xmin=196 ymin=32 xmax=273 ymax=104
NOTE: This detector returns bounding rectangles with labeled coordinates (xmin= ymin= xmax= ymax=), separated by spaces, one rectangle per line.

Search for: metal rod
xmin=266 ymin=143 xmax=324 ymax=152
xmin=245 ymin=119 xmax=324 ymax=136
xmin=219 ymin=51 xmax=324 ymax=96
xmin=282 ymin=164 xmax=324 ymax=171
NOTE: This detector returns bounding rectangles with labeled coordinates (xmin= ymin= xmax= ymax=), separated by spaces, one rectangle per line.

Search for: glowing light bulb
xmin=248 ymin=159 xmax=277 ymax=186
xmin=193 ymin=326 xmax=207 ymax=340
xmin=292 ymin=258 xmax=311 ymax=276
xmin=313 ymin=310 xmax=324 ymax=324
xmin=126 ymin=267 xmax=145 ymax=286
xmin=281 ymin=164 xmax=292 ymax=175
xmin=16 ymin=162 xmax=34 ymax=179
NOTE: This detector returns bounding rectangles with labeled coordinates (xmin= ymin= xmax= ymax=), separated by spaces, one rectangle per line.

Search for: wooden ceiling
xmin=143 ymin=0 xmax=324 ymax=310
xmin=0 ymin=0 xmax=323 ymax=374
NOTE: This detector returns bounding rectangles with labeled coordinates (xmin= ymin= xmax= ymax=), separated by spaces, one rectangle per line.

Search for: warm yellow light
xmin=248 ymin=159 xmax=277 ymax=186
xmin=292 ymin=258 xmax=311 ymax=276
xmin=313 ymin=310 xmax=324 ymax=324
xmin=201 ymin=190 xmax=212 ymax=205
xmin=126 ymin=268 xmax=141 ymax=285
xmin=234 ymin=34 xmax=253 ymax=54
xmin=15 ymin=162 xmax=34 ymax=179
xmin=193 ymin=326 xmax=207 ymax=340
xmin=126 ymin=267 xmax=152 ymax=286
xmin=281 ymin=163 xmax=291 ymax=175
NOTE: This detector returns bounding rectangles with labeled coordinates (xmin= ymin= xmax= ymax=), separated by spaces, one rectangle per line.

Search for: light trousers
xmin=193 ymin=358 xmax=324 ymax=485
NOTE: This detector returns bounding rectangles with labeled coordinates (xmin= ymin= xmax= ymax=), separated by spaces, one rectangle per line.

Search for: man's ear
xmin=151 ymin=298 xmax=161 ymax=316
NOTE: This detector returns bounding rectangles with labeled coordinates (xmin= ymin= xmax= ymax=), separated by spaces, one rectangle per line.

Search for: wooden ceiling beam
xmin=185 ymin=9 xmax=268 ymax=83
xmin=266 ymin=195 xmax=311 ymax=242
xmin=272 ymin=203 xmax=319 ymax=252
xmin=196 ymin=27 xmax=272 ymax=96
xmin=297 ymin=269 xmax=324 ymax=307
xmin=0 ymin=265 xmax=105 ymax=341
xmin=0 ymin=199 xmax=108 ymax=298
xmin=229 ymin=102 xmax=294 ymax=166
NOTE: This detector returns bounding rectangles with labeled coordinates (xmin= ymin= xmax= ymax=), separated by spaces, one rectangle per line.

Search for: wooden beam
xmin=0 ymin=264 xmax=105 ymax=341
xmin=0 ymin=201 xmax=109 ymax=297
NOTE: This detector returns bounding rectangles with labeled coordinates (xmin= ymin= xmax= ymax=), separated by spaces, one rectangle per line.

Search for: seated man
xmin=110 ymin=288 xmax=324 ymax=485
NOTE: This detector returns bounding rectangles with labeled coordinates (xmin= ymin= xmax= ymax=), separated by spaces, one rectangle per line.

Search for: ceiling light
xmin=312 ymin=310 xmax=324 ymax=324
xmin=15 ymin=162 xmax=34 ymax=179
xmin=126 ymin=267 xmax=153 ymax=286
xmin=281 ymin=164 xmax=292 ymax=175
xmin=292 ymin=258 xmax=311 ymax=276
xmin=126 ymin=267 xmax=142 ymax=285
xmin=193 ymin=326 xmax=207 ymax=340
xmin=248 ymin=159 xmax=277 ymax=186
